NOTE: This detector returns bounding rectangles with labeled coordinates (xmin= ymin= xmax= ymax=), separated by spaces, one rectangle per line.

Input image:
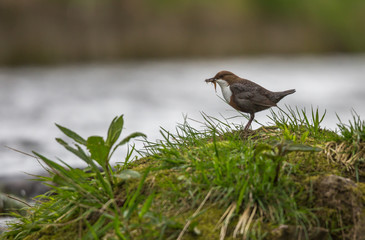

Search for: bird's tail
xmin=282 ymin=89 xmax=296 ymax=96
xmin=275 ymin=89 xmax=296 ymax=102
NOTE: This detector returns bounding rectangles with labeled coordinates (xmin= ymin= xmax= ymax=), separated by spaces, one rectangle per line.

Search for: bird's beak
xmin=205 ymin=77 xmax=217 ymax=92
xmin=205 ymin=77 xmax=216 ymax=83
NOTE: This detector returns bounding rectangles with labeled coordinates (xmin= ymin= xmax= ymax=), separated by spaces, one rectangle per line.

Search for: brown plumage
xmin=205 ymin=70 xmax=295 ymax=131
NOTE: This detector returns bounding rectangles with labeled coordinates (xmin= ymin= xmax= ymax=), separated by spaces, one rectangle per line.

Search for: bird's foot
xmin=239 ymin=128 xmax=255 ymax=139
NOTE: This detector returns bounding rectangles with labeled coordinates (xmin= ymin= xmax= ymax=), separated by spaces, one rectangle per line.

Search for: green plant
xmin=3 ymin=115 xmax=148 ymax=239
xmin=56 ymin=115 xmax=146 ymax=185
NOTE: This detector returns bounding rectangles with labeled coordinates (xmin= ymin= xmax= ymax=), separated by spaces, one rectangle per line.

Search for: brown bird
xmin=205 ymin=71 xmax=295 ymax=131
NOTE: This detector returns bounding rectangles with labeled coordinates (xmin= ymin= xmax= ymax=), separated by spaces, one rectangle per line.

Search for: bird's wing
xmin=230 ymin=83 xmax=277 ymax=107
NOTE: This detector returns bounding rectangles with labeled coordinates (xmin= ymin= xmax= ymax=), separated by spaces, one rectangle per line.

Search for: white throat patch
xmin=216 ymin=79 xmax=232 ymax=103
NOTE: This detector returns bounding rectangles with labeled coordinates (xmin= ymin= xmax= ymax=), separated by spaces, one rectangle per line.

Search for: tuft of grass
xmin=269 ymin=105 xmax=327 ymax=140
xmin=336 ymin=110 xmax=365 ymax=144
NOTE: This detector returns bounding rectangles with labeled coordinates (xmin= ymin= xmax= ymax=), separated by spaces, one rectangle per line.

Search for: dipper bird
xmin=205 ymin=71 xmax=295 ymax=131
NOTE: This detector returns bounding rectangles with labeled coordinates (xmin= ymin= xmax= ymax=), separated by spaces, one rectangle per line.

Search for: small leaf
xmin=284 ymin=143 xmax=321 ymax=152
xmin=86 ymin=136 xmax=109 ymax=166
xmin=115 ymin=169 xmax=141 ymax=180
xmin=106 ymin=115 xmax=124 ymax=147
xmin=56 ymin=138 xmax=68 ymax=146
xmin=110 ymin=132 xmax=146 ymax=157
xmin=56 ymin=124 xmax=86 ymax=145
xmin=56 ymin=138 xmax=92 ymax=163
xmin=116 ymin=132 xmax=147 ymax=148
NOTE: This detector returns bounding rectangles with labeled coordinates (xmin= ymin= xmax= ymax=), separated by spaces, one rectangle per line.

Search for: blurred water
xmin=0 ymin=55 xmax=364 ymax=177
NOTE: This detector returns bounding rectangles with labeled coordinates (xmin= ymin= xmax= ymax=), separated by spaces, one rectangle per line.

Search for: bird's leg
xmin=244 ymin=113 xmax=255 ymax=131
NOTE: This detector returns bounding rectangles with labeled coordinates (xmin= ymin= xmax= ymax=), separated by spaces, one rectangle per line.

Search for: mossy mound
xmin=2 ymin=111 xmax=365 ymax=240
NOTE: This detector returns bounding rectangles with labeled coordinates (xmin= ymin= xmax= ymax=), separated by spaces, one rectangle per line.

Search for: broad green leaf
xmin=86 ymin=136 xmax=109 ymax=166
xmin=115 ymin=169 xmax=141 ymax=180
xmin=106 ymin=115 xmax=124 ymax=147
xmin=56 ymin=124 xmax=86 ymax=145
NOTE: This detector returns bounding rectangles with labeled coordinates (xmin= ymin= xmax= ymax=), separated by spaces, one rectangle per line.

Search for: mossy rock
xmin=312 ymin=175 xmax=365 ymax=240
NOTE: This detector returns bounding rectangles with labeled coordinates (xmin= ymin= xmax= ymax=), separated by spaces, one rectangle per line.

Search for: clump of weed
xmin=337 ymin=110 xmax=365 ymax=144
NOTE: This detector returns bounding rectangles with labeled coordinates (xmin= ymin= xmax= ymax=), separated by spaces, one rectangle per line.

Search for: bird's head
xmin=205 ymin=71 xmax=237 ymax=91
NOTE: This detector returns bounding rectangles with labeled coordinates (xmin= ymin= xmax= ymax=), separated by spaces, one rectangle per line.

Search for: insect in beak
xmin=205 ymin=78 xmax=217 ymax=92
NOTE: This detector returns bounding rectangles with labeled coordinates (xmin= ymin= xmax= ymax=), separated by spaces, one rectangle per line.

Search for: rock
xmin=313 ymin=175 xmax=365 ymax=240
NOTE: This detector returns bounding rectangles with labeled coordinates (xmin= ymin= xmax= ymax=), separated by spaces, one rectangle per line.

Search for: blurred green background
xmin=1 ymin=0 xmax=365 ymax=65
